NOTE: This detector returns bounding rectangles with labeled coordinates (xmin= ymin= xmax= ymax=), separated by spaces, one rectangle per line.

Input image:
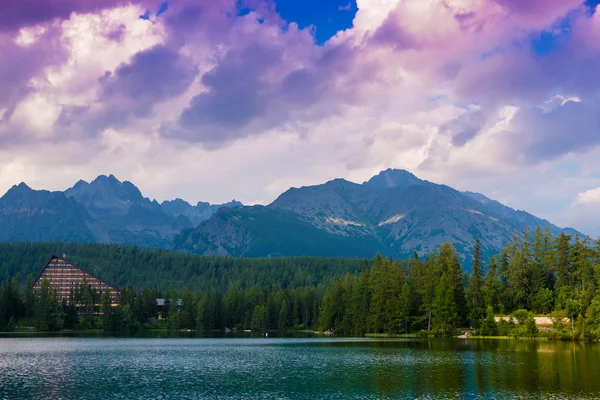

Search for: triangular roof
xmin=34 ymin=254 xmax=120 ymax=292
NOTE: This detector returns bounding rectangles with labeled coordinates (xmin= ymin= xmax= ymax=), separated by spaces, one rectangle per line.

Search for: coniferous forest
xmin=1 ymin=227 xmax=600 ymax=340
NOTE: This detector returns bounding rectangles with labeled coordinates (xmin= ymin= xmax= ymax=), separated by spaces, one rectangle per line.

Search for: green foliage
xmin=532 ymin=288 xmax=554 ymax=314
xmin=432 ymin=273 xmax=457 ymax=336
xmin=511 ymin=309 xmax=531 ymax=325
xmin=468 ymin=239 xmax=485 ymax=328
xmin=2 ymin=226 xmax=600 ymax=340
xmin=34 ymin=279 xmax=62 ymax=332
xmin=251 ymin=304 xmax=267 ymax=332
xmin=478 ymin=306 xmax=498 ymax=336
xmin=0 ymin=242 xmax=366 ymax=292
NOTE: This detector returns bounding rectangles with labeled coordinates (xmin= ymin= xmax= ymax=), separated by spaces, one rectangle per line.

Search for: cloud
xmin=0 ymin=27 xmax=68 ymax=110
xmin=166 ymin=17 xmax=363 ymax=147
xmin=576 ymin=187 xmax=600 ymax=205
xmin=439 ymin=108 xmax=486 ymax=146
xmin=59 ymin=44 xmax=199 ymax=133
xmin=0 ymin=0 xmax=154 ymax=32
xmin=1 ymin=0 xmax=600 ymax=237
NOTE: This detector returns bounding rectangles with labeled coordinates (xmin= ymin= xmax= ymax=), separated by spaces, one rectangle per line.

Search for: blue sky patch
xmin=157 ymin=2 xmax=169 ymax=17
xmin=586 ymin=0 xmax=600 ymax=14
xmin=273 ymin=0 xmax=357 ymax=44
xmin=530 ymin=11 xmax=574 ymax=57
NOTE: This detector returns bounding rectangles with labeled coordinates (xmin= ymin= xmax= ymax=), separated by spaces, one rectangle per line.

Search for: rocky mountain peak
xmin=6 ymin=182 xmax=33 ymax=195
xmin=363 ymin=168 xmax=424 ymax=189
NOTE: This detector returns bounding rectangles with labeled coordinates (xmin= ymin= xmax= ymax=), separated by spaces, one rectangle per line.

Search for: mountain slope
xmin=161 ymin=198 xmax=242 ymax=227
xmin=0 ymin=176 xmax=242 ymax=248
xmin=0 ymin=170 xmax=581 ymax=264
xmin=171 ymin=205 xmax=387 ymax=258
xmin=0 ymin=183 xmax=95 ymax=242
xmin=172 ymin=169 xmax=580 ymax=264
xmin=64 ymin=175 xmax=189 ymax=248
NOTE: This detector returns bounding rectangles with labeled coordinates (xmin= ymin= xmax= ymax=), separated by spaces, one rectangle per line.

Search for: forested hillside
xmin=320 ymin=228 xmax=600 ymax=339
xmin=2 ymin=228 xmax=600 ymax=338
xmin=0 ymin=242 xmax=367 ymax=292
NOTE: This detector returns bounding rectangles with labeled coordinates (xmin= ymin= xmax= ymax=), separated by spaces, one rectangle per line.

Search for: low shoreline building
xmin=33 ymin=254 xmax=120 ymax=306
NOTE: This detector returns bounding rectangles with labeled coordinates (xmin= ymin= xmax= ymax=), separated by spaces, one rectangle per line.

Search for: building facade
xmin=33 ymin=254 xmax=120 ymax=306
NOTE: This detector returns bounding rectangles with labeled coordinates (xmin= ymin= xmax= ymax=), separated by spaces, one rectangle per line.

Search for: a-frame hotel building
xmin=33 ymin=254 xmax=120 ymax=306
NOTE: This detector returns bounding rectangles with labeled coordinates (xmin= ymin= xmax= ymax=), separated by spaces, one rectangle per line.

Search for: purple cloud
xmin=169 ymin=36 xmax=361 ymax=146
xmin=503 ymin=100 xmax=600 ymax=163
xmin=101 ymin=45 xmax=198 ymax=114
xmin=370 ymin=12 xmax=417 ymax=51
xmin=0 ymin=27 xmax=68 ymax=109
xmin=440 ymin=110 xmax=486 ymax=147
xmin=0 ymin=0 xmax=152 ymax=32
xmin=58 ymin=44 xmax=198 ymax=133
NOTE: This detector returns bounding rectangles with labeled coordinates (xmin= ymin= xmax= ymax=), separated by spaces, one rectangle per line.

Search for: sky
xmin=0 ymin=0 xmax=600 ymax=236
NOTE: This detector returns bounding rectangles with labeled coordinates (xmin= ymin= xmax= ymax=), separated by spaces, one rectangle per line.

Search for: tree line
xmin=319 ymin=227 xmax=600 ymax=339
xmin=0 ymin=274 xmax=322 ymax=333
xmin=0 ymin=242 xmax=365 ymax=292
xmin=2 ymin=228 xmax=600 ymax=339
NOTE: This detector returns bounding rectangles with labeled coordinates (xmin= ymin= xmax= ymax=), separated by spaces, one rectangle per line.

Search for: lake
xmin=1 ymin=337 xmax=599 ymax=399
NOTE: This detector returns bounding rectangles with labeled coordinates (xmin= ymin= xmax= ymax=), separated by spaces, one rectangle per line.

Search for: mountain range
xmin=0 ymin=169 xmax=580 ymax=265
xmin=0 ymin=174 xmax=241 ymax=248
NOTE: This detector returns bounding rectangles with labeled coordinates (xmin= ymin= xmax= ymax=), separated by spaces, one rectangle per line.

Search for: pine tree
xmin=555 ymin=233 xmax=573 ymax=291
xmin=507 ymin=232 xmax=529 ymax=310
xmin=479 ymin=306 xmax=498 ymax=336
xmin=416 ymin=256 xmax=437 ymax=332
xmin=195 ymin=297 xmax=206 ymax=333
xmin=531 ymin=227 xmax=546 ymax=297
xmin=432 ymin=273 xmax=457 ymax=337
xmin=251 ymin=304 xmax=267 ymax=333
xmin=367 ymin=256 xmax=388 ymax=333
xmin=483 ymin=256 xmax=502 ymax=314
xmin=101 ymin=290 xmax=115 ymax=332
xmin=468 ymin=239 xmax=485 ymax=328
xmin=438 ymin=243 xmax=467 ymax=326
xmin=543 ymin=227 xmax=557 ymax=289
xmin=398 ymin=282 xmax=412 ymax=334
xmin=278 ymin=300 xmax=288 ymax=332
xmin=23 ymin=275 xmax=35 ymax=317
xmin=34 ymin=279 xmax=62 ymax=332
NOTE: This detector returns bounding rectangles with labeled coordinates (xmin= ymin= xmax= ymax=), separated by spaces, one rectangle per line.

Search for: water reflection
xmin=0 ymin=338 xmax=599 ymax=399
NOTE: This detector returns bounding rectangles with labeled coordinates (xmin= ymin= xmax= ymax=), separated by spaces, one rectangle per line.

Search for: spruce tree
xmin=483 ymin=256 xmax=502 ymax=314
xmin=468 ymin=239 xmax=485 ymax=328
xmin=555 ymin=233 xmax=573 ymax=291
xmin=398 ymin=282 xmax=412 ymax=334
xmin=432 ymin=273 xmax=457 ymax=336
xmin=195 ymin=297 xmax=205 ymax=333
xmin=101 ymin=290 xmax=115 ymax=332
xmin=438 ymin=243 xmax=467 ymax=326
xmin=278 ymin=300 xmax=288 ymax=332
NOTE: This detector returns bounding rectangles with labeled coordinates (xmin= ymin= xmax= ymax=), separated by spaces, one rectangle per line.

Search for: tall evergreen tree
xmin=555 ymin=233 xmax=573 ymax=291
xmin=278 ymin=300 xmax=288 ymax=332
xmin=483 ymin=256 xmax=502 ymax=314
xmin=398 ymin=282 xmax=412 ymax=334
xmin=468 ymin=239 xmax=485 ymax=328
xmin=101 ymin=290 xmax=115 ymax=332
xmin=438 ymin=243 xmax=467 ymax=326
xmin=34 ymin=279 xmax=62 ymax=332
xmin=432 ymin=273 xmax=457 ymax=336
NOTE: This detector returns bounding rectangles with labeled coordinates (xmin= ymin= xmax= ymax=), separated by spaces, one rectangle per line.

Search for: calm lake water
xmin=1 ymin=337 xmax=600 ymax=399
